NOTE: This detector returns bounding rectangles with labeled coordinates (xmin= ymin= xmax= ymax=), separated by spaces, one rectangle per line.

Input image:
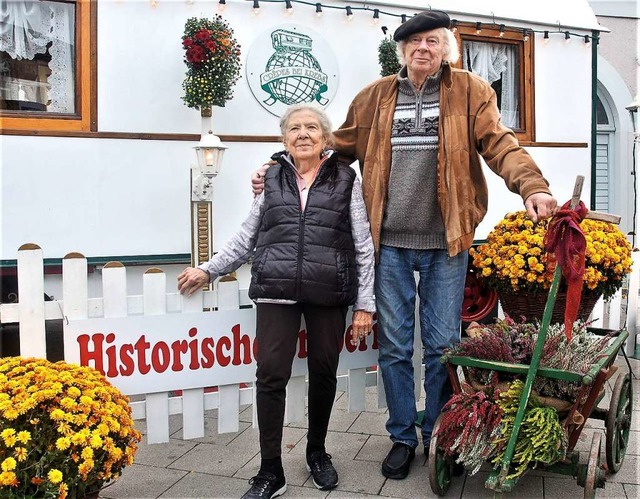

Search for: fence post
xmin=181 ymin=285 xmax=205 ymax=439
xmin=143 ymin=268 xmax=171 ymax=444
xmin=17 ymin=243 xmax=46 ymax=358
xmin=217 ymin=276 xmax=242 ymax=434
xmin=62 ymin=252 xmax=88 ymax=364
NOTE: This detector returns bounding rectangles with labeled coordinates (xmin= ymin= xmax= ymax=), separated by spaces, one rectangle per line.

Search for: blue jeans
xmin=375 ymin=245 xmax=468 ymax=449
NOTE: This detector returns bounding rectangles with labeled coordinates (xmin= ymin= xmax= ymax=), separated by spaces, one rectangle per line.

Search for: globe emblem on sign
xmin=264 ymin=50 xmax=323 ymax=105
xmin=260 ymin=29 xmax=329 ymax=107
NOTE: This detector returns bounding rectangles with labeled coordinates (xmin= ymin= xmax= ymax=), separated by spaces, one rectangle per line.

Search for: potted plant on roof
xmin=470 ymin=210 xmax=633 ymax=323
xmin=181 ymin=15 xmax=242 ymax=118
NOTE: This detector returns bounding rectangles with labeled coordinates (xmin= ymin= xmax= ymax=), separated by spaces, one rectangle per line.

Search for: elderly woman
xmin=178 ymin=104 xmax=375 ymax=499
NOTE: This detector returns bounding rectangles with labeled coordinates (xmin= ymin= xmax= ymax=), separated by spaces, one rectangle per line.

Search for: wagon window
xmin=0 ymin=0 xmax=95 ymax=132
xmin=455 ymin=24 xmax=534 ymax=144
xmin=462 ymin=41 xmax=521 ymax=129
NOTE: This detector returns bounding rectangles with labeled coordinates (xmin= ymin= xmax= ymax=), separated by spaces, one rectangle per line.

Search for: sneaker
xmin=241 ymin=470 xmax=287 ymax=499
xmin=306 ymin=451 xmax=339 ymax=490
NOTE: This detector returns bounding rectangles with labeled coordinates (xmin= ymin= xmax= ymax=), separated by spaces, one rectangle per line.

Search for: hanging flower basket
xmin=181 ymin=15 xmax=242 ymax=110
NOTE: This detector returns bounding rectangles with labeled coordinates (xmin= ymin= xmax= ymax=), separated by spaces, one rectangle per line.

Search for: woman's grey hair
xmin=396 ymin=27 xmax=460 ymax=66
xmin=279 ymin=104 xmax=335 ymax=149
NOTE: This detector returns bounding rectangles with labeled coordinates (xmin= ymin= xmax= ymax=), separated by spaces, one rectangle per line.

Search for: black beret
xmin=393 ymin=10 xmax=451 ymax=42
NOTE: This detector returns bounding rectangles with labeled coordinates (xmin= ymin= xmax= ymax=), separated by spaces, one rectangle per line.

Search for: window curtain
xmin=463 ymin=41 xmax=519 ymax=129
xmin=0 ymin=0 xmax=75 ymax=112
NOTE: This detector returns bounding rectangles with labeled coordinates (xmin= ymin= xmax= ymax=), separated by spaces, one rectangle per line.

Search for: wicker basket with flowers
xmin=470 ymin=210 xmax=633 ymax=322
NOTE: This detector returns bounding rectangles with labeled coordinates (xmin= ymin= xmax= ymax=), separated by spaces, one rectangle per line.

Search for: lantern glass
xmin=195 ymin=146 xmax=226 ymax=176
xmin=193 ymin=130 xmax=228 ymax=176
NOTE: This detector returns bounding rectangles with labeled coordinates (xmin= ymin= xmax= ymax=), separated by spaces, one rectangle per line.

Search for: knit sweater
xmin=380 ymin=67 xmax=446 ymax=250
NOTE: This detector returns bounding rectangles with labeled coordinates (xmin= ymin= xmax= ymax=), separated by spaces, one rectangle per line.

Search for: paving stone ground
xmin=101 ymin=357 xmax=639 ymax=499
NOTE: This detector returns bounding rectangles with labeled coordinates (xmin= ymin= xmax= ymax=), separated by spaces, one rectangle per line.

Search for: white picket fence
xmin=1 ymin=244 xmax=638 ymax=445
xmin=0 ymin=244 xmax=393 ymax=444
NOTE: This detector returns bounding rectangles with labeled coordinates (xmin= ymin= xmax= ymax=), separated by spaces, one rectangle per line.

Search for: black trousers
xmin=255 ymin=302 xmax=347 ymax=459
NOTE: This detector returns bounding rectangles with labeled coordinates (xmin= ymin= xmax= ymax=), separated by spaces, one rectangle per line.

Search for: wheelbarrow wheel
xmin=606 ymin=372 xmax=633 ymax=473
xmin=584 ymin=432 xmax=605 ymax=499
xmin=429 ymin=415 xmax=453 ymax=496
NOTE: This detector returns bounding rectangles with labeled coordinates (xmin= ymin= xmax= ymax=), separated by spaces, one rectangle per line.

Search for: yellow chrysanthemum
xmin=0 ymin=470 xmax=18 ymax=487
xmin=1 ymin=457 xmax=17 ymax=471
xmin=16 ymin=430 xmax=30 ymax=444
xmin=13 ymin=447 xmax=27 ymax=462
xmin=48 ymin=469 xmax=63 ymax=484
xmin=471 ymin=210 xmax=632 ymax=298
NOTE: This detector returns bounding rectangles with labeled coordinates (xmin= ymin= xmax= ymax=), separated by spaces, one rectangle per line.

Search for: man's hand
xmin=251 ymin=163 xmax=270 ymax=196
xmin=524 ymin=192 xmax=558 ymax=223
xmin=350 ymin=310 xmax=373 ymax=345
xmin=177 ymin=267 xmax=209 ymax=296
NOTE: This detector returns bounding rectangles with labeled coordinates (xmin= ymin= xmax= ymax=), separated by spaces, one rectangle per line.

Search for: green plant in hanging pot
xmin=378 ymin=36 xmax=401 ymax=77
xmin=181 ymin=15 xmax=242 ymax=113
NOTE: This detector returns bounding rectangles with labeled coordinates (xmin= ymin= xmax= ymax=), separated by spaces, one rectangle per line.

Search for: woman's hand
xmin=177 ymin=267 xmax=209 ymax=296
xmin=350 ymin=310 xmax=373 ymax=345
xmin=251 ymin=163 xmax=271 ymax=196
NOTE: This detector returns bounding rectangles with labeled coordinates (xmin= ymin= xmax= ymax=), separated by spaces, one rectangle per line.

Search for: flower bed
xmin=0 ymin=357 xmax=141 ymax=498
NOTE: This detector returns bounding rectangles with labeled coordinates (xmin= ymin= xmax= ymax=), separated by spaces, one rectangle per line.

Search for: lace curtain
xmin=463 ymin=41 xmax=519 ymax=129
xmin=0 ymin=0 xmax=75 ymax=112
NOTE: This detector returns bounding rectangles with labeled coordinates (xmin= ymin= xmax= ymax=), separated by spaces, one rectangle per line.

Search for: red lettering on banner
xmin=231 ymin=325 xmax=252 ymax=366
xmin=119 ymin=344 xmax=135 ymax=376
xmin=78 ymin=333 xmax=105 ymax=372
xmin=152 ymin=342 xmax=171 ymax=373
xmin=201 ymin=337 xmax=215 ymax=368
xmin=297 ymin=329 xmax=307 ymax=359
xmin=170 ymin=340 xmax=188 ymax=372
xmin=75 ymin=318 xmax=378 ymax=379
xmin=135 ymin=336 xmax=151 ymax=375
xmin=371 ymin=315 xmax=379 ymax=350
xmin=217 ymin=336 xmax=231 ymax=367
xmin=105 ymin=333 xmax=118 ymax=378
xmin=188 ymin=327 xmax=200 ymax=369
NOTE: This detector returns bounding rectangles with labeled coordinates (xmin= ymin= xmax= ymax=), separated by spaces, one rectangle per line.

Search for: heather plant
xmin=452 ymin=318 xmax=612 ymax=402
xmin=492 ymin=380 xmax=567 ymax=479
xmin=436 ymin=378 xmax=503 ymax=474
xmin=533 ymin=322 xmax=612 ymax=400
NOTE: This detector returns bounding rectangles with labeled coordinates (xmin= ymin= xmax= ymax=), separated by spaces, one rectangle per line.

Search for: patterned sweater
xmin=380 ymin=67 xmax=446 ymax=250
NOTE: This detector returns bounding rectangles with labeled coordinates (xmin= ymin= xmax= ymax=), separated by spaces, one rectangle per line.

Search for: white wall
xmin=1 ymin=0 xmax=598 ymax=260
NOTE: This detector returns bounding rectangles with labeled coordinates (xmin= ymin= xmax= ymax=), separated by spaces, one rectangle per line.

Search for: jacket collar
xmin=396 ymin=62 xmax=452 ymax=91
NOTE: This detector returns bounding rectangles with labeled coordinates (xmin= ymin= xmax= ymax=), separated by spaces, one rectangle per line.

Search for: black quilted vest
xmin=249 ymin=151 xmax=358 ymax=307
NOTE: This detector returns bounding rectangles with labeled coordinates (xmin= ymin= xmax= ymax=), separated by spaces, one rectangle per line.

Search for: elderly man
xmin=253 ymin=10 xmax=557 ymax=480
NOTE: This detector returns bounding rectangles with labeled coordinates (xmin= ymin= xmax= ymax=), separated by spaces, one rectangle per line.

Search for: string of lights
xmin=168 ymin=0 xmax=600 ymax=43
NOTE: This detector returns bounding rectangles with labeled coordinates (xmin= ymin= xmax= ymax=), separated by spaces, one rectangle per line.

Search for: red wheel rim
xmin=461 ymin=270 xmax=498 ymax=322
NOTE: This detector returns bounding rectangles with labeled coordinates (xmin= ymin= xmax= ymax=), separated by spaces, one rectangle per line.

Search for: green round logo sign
xmin=246 ymin=25 xmax=339 ymax=117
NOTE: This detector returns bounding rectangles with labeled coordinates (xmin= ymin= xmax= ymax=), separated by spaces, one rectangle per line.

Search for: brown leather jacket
xmin=333 ymin=63 xmax=551 ymax=257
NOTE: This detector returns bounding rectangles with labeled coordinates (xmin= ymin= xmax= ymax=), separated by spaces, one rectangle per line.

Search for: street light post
xmin=190 ymin=108 xmax=228 ymax=274
xmin=625 ymin=95 xmax=639 ymax=357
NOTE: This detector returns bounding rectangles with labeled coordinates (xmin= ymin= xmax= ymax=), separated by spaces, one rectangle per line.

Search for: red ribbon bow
xmin=543 ymin=200 xmax=588 ymax=341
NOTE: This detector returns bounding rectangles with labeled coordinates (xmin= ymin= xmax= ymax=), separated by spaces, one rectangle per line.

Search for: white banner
xmin=64 ymin=309 xmax=378 ymax=395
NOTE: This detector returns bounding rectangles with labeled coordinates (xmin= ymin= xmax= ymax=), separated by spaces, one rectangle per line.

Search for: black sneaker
xmin=306 ymin=451 xmax=339 ymax=490
xmin=241 ymin=470 xmax=287 ymax=499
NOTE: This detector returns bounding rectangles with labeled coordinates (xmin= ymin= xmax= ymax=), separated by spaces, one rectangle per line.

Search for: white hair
xmin=279 ymin=103 xmax=335 ymax=148
xmin=397 ymin=27 xmax=460 ymax=66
